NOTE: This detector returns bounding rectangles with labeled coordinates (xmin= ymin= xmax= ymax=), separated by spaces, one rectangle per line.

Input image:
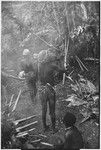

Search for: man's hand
xmin=18 ymin=71 xmax=25 ymax=79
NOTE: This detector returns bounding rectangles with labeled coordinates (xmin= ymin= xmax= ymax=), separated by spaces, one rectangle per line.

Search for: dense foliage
xmin=2 ymin=1 xmax=100 ymax=70
xmin=1 ymin=1 xmax=100 ymax=149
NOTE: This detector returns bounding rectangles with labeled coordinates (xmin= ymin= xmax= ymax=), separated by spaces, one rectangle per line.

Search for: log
xmin=16 ymin=121 xmax=38 ymax=131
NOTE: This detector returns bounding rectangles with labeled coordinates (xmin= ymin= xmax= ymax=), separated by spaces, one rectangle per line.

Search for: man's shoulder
xmin=65 ymin=126 xmax=78 ymax=136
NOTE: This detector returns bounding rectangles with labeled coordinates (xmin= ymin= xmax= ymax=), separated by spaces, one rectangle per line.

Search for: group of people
xmin=19 ymin=49 xmax=84 ymax=149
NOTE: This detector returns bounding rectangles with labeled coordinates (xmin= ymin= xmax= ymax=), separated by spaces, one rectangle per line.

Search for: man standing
xmin=20 ymin=49 xmax=38 ymax=102
xmin=38 ymin=56 xmax=66 ymax=132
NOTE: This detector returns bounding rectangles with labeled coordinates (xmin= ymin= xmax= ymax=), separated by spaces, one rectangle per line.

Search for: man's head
xmin=33 ymin=53 xmax=38 ymax=59
xmin=63 ymin=112 xmax=76 ymax=128
xmin=23 ymin=49 xmax=30 ymax=56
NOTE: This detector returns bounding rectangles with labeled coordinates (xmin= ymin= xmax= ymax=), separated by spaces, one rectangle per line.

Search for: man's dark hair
xmin=63 ymin=112 xmax=76 ymax=127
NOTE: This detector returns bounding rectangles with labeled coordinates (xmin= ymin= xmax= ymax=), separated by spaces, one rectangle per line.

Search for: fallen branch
xmin=79 ymin=115 xmax=91 ymax=125
xmin=12 ymin=90 xmax=22 ymax=112
xmin=13 ymin=114 xmax=41 ymax=125
xmin=41 ymin=142 xmax=53 ymax=147
xmin=9 ymin=94 xmax=14 ymax=107
xmin=16 ymin=132 xmax=28 ymax=138
xmin=39 ymin=134 xmax=47 ymax=138
xmin=84 ymin=57 xmax=99 ymax=62
xmin=65 ymin=75 xmax=74 ymax=82
xmin=16 ymin=121 xmax=38 ymax=131
xmin=68 ymin=70 xmax=74 ymax=77
xmin=75 ymin=80 xmax=83 ymax=97
xmin=32 ymin=31 xmax=58 ymax=50
xmin=76 ymin=56 xmax=84 ymax=71
xmin=76 ymin=55 xmax=88 ymax=71
xmin=16 ymin=128 xmax=36 ymax=137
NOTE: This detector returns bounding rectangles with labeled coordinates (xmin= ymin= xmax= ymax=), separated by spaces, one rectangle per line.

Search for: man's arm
xmin=63 ymin=132 xmax=72 ymax=149
xmin=2 ymin=71 xmax=25 ymax=81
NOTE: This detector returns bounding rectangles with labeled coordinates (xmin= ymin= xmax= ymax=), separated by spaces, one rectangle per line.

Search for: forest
xmin=1 ymin=1 xmax=100 ymax=149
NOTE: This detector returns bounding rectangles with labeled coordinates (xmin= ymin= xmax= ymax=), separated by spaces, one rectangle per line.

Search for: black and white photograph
xmin=1 ymin=1 xmax=100 ymax=149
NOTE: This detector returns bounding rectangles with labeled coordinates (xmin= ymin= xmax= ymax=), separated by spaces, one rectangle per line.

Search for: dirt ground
xmin=9 ymin=80 xmax=99 ymax=149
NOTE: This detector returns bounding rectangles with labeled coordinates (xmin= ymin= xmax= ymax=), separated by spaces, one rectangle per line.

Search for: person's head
xmin=23 ymin=49 xmax=31 ymax=59
xmin=63 ymin=112 xmax=76 ymax=128
xmin=33 ymin=53 xmax=38 ymax=60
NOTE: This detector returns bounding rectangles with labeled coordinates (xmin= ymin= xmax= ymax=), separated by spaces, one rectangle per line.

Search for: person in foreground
xmin=54 ymin=112 xmax=84 ymax=150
